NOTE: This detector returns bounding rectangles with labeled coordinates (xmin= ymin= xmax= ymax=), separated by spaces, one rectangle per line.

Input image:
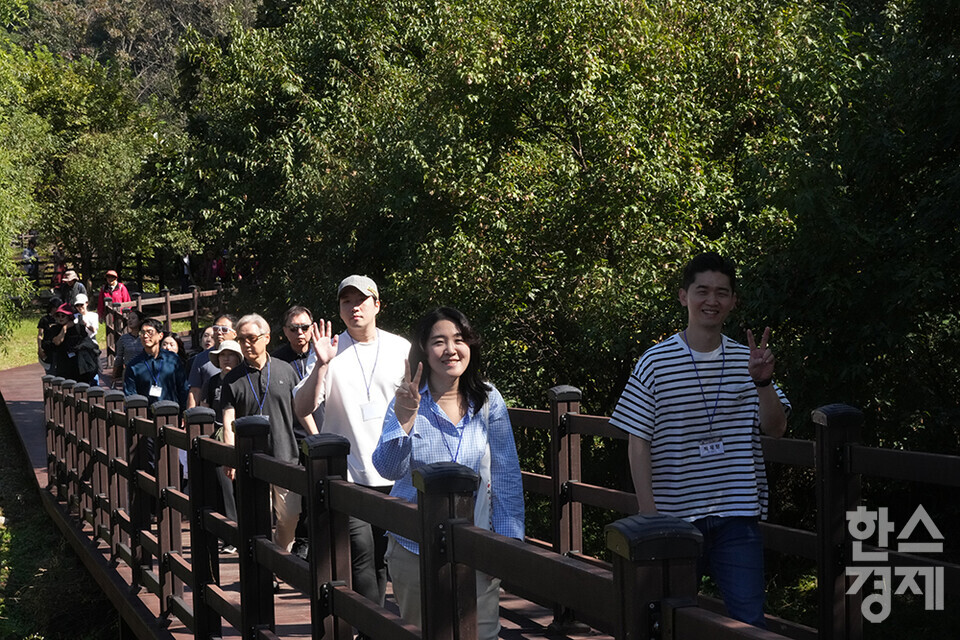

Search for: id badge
xmin=361 ymin=400 xmax=385 ymax=423
xmin=149 ymin=384 xmax=163 ymax=398
xmin=699 ymin=437 xmax=724 ymax=458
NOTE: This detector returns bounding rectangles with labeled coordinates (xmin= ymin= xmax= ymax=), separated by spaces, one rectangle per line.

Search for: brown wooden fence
xmin=41 ymin=378 xmax=958 ymax=640
xmin=103 ymin=286 xmax=223 ymax=367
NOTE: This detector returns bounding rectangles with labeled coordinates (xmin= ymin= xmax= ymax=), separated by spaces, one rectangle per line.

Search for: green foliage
xmin=0 ymin=29 xmax=48 ymax=342
xmin=174 ymin=0 xmax=821 ymax=410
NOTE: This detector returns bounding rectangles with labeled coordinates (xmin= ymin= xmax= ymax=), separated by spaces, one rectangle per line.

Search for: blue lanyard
xmin=148 ymin=357 xmax=162 ymax=387
xmin=428 ymin=391 xmax=469 ymax=463
xmin=349 ymin=330 xmax=381 ymax=402
xmin=244 ymin=359 xmax=271 ymax=415
xmin=682 ymin=331 xmax=724 ymax=432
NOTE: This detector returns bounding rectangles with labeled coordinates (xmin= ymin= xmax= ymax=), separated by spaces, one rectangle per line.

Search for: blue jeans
xmin=692 ymin=516 xmax=767 ymax=628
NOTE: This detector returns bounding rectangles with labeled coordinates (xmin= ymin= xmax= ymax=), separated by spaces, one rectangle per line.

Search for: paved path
xmin=0 ymin=363 xmax=48 ymax=488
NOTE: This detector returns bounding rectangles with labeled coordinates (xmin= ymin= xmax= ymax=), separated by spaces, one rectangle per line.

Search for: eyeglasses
xmin=237 ymin=333 xmax=266 ymax=345
xmin=286 ymin=324 xmax=311 ymax=333
xmin=139 ymin=329 xmax=159 ymax=337
xmin=211 ymin=325 xmax=233 ymax=333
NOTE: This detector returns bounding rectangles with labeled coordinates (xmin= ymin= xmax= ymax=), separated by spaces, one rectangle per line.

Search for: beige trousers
xmin=385 ymin=534 xmax=501 ymax=640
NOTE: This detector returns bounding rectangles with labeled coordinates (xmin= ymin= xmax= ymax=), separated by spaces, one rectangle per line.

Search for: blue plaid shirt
xmin=373 ymin=383 xmax=525 ymax=554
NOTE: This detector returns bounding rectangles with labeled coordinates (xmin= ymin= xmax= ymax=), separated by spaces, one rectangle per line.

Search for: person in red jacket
xmin=97 ymin=269 xmax=131 ymax=320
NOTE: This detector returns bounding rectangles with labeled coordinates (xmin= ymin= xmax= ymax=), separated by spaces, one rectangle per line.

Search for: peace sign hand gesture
xmin=395 ymin=359 xmax=423 ymax=433
xmin=746 ymin=327 xmax=775 ymax=384
xmin=309 ymin=320 xmax=339 ymax=366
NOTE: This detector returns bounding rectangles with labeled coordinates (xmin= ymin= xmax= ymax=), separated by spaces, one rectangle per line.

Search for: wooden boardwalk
xmin=0 ymin=363 xmax=609 ymax=640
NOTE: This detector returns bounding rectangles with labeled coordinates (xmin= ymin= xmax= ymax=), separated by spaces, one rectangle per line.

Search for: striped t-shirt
xmin=610 ymin=333 xmax=790 ymax=521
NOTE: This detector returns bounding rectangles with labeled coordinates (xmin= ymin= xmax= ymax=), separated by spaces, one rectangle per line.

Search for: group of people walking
xmin=41 ymin=254 xmax=790 ymax=634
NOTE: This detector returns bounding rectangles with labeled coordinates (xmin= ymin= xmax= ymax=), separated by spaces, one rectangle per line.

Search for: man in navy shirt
xmin=124 ymin=318 xmax=188 ymax=408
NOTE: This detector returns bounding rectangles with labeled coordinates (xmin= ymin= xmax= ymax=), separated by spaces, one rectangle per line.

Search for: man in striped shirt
xmin=610 ymin=252 xmax=789 ymax=628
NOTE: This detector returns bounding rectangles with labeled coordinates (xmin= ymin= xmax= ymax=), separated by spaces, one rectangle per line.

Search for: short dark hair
xmin=409 ymin=307 xmax=489 ymax=411
xmin=142 ymin=318 xmax=163 ymax=333
xmin=215 ymin=313 xmax=238 ymax=327
xmin=47 ymin=296 xmax=62 ymax=312
xmin=282 ymin=305 xmax=312 ymax=327
xmin=681 ymin=252 xmax=737 ymax=292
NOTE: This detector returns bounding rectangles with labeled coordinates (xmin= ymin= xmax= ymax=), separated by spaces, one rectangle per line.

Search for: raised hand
xmin=395 ymin=359 xmax=423 ymax=432
xmin=746 ymin=326 xmax=775 ymax=384
xmin=309 ymin=320 xmax=339 ymax=365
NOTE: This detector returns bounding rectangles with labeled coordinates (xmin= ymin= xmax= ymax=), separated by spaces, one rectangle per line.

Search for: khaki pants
xmin=385 ymin=534 xmax=501 ymax=640
xmin=272 ymin=485 xmax=301 ymax=552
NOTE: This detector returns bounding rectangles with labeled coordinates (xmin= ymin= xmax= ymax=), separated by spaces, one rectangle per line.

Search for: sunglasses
xmin=286 ymin=323 xmax=311 ymax=332
xmin=211 ymin=325 xmax=233 ymax=333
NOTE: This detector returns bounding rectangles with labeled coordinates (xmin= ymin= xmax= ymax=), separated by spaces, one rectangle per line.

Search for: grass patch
xmin=1 ymin=309 xmax=200 ymax=372
xmin=0 ymin=396 xmax=117 ymax=639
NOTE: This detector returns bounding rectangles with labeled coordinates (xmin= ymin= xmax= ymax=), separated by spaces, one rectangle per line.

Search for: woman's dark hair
xmin=125 ymin=309 xmax=146 ymax=329
xmin=409 ymin=307 xmax=489 ymax=411
xmin=163 ymin=332 xmax=188 ymax=365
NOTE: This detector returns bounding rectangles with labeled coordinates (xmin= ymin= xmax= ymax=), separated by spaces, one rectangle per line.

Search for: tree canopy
xmin=4 ymin=0 xmax=959 ymax=452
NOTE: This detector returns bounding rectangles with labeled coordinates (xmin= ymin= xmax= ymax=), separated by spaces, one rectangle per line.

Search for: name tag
xmin=361 ymin=400 xmax=385 ymax=422
xmin=149 ymin=385 xmax=163 ymax=398
xmin=699 ymin=437 xmax=724 ymax=458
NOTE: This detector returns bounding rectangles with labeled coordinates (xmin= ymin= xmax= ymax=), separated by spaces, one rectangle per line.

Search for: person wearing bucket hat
xmin=73 ymin=293 xmax=99 ymax=340
xmin=292 ymin=275 xmax=410 ymax=611
xmin=202 ymin=339 xmax=243 ymax=532
xmin=49 ymin=301 xmax=99 ymax=383
xmin=97 ymin=269 xmax=131 ymax=320
xmin=57 ymin=269 xmax=86 ymax=305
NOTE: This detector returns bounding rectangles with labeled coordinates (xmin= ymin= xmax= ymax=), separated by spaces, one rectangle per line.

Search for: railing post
xmin=162 ymin=288 xmax=172 ymax=333
xmin=106 ymin=305 xmax=116 ymax=367
xmin=104 ymin=389 xmax=126 ymax=555
xmin=233 ymin=415 xmax=275 ymax=639
xmin=814 ymin=404 xmax=864 ymax=640
xmin=124 ymin=394 xmax=151 ymax=589
xmin=302 ymin=434 xmax=353 ymax=640
xmin=605 ymin=514 xmax=703 ymax=640
xmin=414 ymin=461 xmax=479 ymax=640
xmin=152 ymin=400 xmax=182 ymax=614
xmin=547 ymin=384 xmax=584 ymax=629
xmin=189 ymin=285 xmax=200 ymax=346
xmin=74 ymin=383 xmax=91 ymax=525
xmin=134 ymin=291 xmax=143 ymax=313
xmin=60 ymin=379 xmax=77 ymax=502
xmin=86 ymin=386 xmax=107 ymax=538
xmin=547 ymin=385 xmax=583 ymax=555
xmin=184 ymin=407 xmax=222 ymax=640
xmin=44 ymin=376 xmax=64 ymax=491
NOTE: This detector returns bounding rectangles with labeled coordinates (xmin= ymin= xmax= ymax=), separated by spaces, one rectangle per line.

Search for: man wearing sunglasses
xmin=187 ymin=314 xmax=237 ymax=409
xmin=273 ymin=305 xmax=320 ymax=438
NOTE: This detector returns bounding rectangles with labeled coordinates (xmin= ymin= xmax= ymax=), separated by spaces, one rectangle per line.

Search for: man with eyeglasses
xmin=221 ymin=313 xmax=301 ymax=552
xmin=293 ymin=275 xmax=410 ymax=613
xmin=187 ymin=314 xmax=237 ymax=409
xmin=272 ymin=305 xmax=320 ymax=438
xmin=124 ymin=318 xmax=189 ymax=408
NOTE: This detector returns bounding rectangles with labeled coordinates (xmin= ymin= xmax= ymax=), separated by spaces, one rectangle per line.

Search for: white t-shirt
xmin=80 ymin=311 xmax=99 ymax=340
xmin=295 ymin=329 xmax=410 ymax=487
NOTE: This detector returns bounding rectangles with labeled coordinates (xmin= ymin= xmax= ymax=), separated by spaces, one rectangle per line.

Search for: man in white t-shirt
xmin=610 ymin=252 xmax=789 ymax=628
xmin=294 ymin=275 xmax=410 ymax=611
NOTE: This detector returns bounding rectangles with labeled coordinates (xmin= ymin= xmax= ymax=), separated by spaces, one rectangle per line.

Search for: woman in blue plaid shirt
xmin=373 ymin=307 xmax=524 ymax=639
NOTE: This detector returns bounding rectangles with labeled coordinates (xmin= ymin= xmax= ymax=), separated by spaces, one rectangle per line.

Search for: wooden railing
xmin=42 ymin=377 xmax=958 ymax=640
xmin=103 ymin=286 xmax=223 ymax=367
